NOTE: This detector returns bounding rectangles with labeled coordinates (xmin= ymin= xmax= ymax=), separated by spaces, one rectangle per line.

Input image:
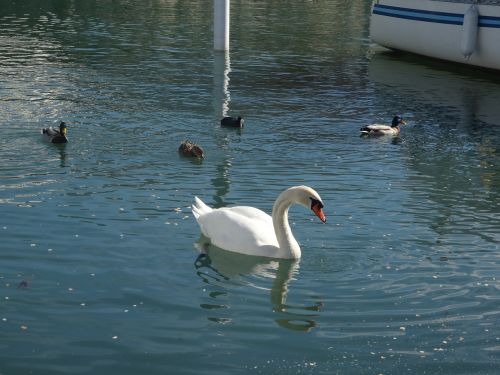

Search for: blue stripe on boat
xmin=373 ymin=4 xmax=463 ymax=25
xmin=373 ymin=4 xmax=500 ymax=28
xmin=479 ymin=15 xmax=500 ymax=28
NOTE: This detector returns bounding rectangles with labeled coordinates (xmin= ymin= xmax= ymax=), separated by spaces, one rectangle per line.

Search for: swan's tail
xmin=192 ymin=196 xmax=212 ymax=221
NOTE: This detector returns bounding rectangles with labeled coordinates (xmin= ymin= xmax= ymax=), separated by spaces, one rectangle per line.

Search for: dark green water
xmin=1 ymin=1 xmax=499 ymax=374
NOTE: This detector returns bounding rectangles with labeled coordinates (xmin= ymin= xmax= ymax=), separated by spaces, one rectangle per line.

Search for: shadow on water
xmin=369 ymin=51 xmax=500 ymax=132
xmin=194 ymin=242 xmax=322 ymax=332
xmin=370 ymin=50 xmax=500 ymax=171
xmin=370 ymin=50 xmax=500 ymax=245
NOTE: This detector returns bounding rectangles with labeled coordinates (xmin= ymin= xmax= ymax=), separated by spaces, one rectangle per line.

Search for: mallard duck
xmin=221 ymin=116 xmax=244 ymax=128
xmin=41 ymin=122 xmax=68 ymax=143
xmin=179 ymin=140 xmax=204 ymax=158
xmin=360 ymin=116 xmax=406 ymax=136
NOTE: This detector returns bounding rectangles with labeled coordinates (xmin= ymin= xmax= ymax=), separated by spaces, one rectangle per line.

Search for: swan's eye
xmin=310 ymin=198 xmax=323 ymax=209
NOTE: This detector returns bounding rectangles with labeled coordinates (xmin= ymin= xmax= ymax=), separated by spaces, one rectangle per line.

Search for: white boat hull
xmin=370 ymin=0 xmax=500 ymax=70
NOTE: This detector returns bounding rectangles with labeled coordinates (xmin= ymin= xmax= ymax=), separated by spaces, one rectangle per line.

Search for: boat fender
xmin=461 ymin=4 xmax=479 ymax=59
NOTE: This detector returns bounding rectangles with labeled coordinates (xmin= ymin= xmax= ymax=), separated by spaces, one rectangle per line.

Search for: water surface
xmin=1 ymin=1 xmax=499 ymax=374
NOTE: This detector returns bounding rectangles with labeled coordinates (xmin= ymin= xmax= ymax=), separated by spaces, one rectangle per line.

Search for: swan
xmin=360 ymin=115 xmax=406 ymax=136
xmin=191 ymin=186 xmax=326 ymax=259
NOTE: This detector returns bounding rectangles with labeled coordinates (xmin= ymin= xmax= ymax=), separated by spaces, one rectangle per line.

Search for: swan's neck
xmin=272 ymin=195 xmax=301 ymax=259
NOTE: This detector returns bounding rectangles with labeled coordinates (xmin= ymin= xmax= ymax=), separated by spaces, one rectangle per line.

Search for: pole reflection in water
xmin=194 ymin=244 xmax=323 ymax=332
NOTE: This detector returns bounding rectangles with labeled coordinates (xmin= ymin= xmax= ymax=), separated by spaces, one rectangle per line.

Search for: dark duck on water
xmin=221 ymin=116 xmax=244 ymax=128
xmin=41 ymin=121 xmax=69 ymax=143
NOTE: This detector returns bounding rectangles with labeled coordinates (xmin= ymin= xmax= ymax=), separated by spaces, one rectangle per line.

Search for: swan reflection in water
xmin=194 ymin=242 xmax=323 ymax=332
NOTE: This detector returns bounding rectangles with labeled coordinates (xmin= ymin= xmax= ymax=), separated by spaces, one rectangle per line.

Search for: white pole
xmin=213 ymin=51 xmax=231 ymax=119
xmin=214 ymin=0 xmax=229 ymax=51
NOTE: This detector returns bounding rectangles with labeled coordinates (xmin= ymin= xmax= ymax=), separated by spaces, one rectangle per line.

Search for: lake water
xmin=1 ymin=1 xmax=499 ymax=374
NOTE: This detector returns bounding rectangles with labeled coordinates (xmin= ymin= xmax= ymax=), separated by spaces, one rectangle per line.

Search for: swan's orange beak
xmin=312 ymin=203 xmax=326 ymax=223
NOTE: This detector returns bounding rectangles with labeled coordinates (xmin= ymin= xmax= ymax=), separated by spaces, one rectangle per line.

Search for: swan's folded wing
xmin=196 ymin=206 xmax=279 ymax=256
xmin=223 ymin=206 xmax=272 ymax=223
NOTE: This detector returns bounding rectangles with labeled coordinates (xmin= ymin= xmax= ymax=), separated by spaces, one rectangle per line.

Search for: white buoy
xmin=214 ymin=0 xmax=230 ymax=51
xmin=461 ymin=4 xmax=479 ymax=59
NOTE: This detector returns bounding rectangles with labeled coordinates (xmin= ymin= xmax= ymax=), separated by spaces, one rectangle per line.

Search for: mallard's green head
xmin=59 ymin=122 xmax=68 ymax=136
xmin=391 ymin=116 xmax=406 ymax=127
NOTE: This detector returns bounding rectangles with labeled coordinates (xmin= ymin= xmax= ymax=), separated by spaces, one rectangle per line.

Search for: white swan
xmin=191 ymin=186 xmax=326 ymax=259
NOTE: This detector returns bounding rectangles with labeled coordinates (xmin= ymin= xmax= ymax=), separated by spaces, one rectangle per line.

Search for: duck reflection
xmin=58 ymin=146 xmax=67 ymax=168
xmin=194 ymin=243 xmax=322 ymax=332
